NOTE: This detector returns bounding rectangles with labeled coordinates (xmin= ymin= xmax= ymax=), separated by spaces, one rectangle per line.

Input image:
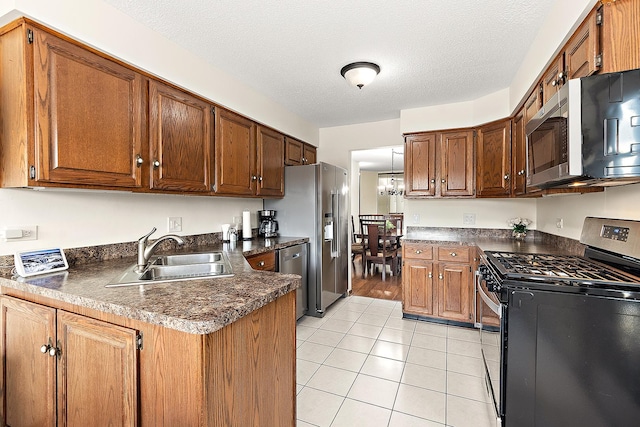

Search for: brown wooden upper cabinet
xmin=285 ymin=137 xmax=316 ymax=166
xmin=404 ymin=130 xmax=474 ymax=198
xmin=214 ymin=108 xmax=256 ymax=196
xmin=256 ymin=126 xmax=285 ymax=197
xmin=600 ymin=0 xmax=640 ymax=74
xmin=0 ymin=23 xmax=144 ymax=189
xmin=214 ymin=109 xmax=285 ymax=197
xmin=148 ymin=80 xmax=213 ymax=193
xmin=476 ymin=119 xmax=512 ymax=197
xmin=523 ymin=83 xmax=543 ymax=125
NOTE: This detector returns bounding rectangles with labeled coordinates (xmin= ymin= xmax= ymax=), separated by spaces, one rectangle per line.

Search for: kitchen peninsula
xmin=0 ymin=236 xmax=305 ymax=426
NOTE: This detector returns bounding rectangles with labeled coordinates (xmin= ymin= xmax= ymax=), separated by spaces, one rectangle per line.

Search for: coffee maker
xmin=258 ymin=210 xmax=279 ymax=238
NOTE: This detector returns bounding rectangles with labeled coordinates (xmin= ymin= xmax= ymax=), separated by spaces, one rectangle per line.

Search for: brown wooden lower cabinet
xmin=1 ymin=290 xmax=296 ymax=426
xmin=402 ymin=243 xmax=474 ymax=324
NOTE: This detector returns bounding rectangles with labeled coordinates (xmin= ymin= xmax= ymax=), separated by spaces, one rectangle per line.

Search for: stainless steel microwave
xmin=525 ymin=69 xmax=640 ymax=189
xmin=525 ymin=79 xmax=583 ymax=188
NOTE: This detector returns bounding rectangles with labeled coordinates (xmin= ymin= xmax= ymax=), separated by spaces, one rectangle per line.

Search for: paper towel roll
xmin=242 ymin=210 xmax=252 ymax=240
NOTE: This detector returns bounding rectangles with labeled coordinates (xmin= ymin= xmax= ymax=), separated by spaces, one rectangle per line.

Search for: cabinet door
xmin=32 ymin=28 xmax=143 ymax=188
xmin=256 ymin=126 xmax=284 ymax=197
xmin=600 ymin=0 xmax=640 ymax=73
xmin=149 ymin=80 xmax=212 ymax=192
xmin=439 ymin=130 xmax=474 ymax=197
xmin=303 ymin=144 xmax=317 ymax=165
xmin=284 ymin=137 xmax=303 ymax=166
xmin=214 ymin=108 xmax=256 ymax=195
xmin=402 ymin=259 xmax=436 ymax=316
xmin=542 ymin=54 xmax=565 ymax=105
xmin=405 ymin=133 xmax=437 ymax=197
xmin=245 ymin=251 xmax=277 ymax=271
xmin=437 ymin=263 xmax=472 ymax=323
xmin=57 ymin=311 xmax=137 ymax=426
xmin=476 ymin=120 xmax=512 ymax=197
xmin=565 ymin=8 xmax=601 ymax=79
xmin=1 ymin=296 xmax=56 ymax=427
xmin=523 ymin=84 xmax=542 ymax=124
xmin=511 ymin=110 xmax=527 ymax=196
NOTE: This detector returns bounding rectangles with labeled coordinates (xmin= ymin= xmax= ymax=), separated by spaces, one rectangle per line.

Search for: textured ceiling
xmin=105 ymin=0 xmax=556 ymax=128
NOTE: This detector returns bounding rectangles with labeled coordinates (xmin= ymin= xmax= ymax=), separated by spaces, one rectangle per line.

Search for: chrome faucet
xmin=136 ymin=227 xmax=185 ymax=272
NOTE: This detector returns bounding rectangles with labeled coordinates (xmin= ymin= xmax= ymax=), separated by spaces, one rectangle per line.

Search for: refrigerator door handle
xmin=335 ymin=193 xmax=341 ymax=258
xmin=331 ymin=192 xmax=338 ymax=258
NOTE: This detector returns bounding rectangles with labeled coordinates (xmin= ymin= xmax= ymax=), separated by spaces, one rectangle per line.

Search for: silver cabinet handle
xmin=504 ymin=174 xmax=510 ymax=181
xmin=441 ymin=179 xmax=446 ymax=183
xmin=259 ymin=176 xmax=263 ymax=182
xmin=430 ymin=179 xmax=436 ymax=184
xmin=415 ymin=250 xmax=422 ymax=254
xmin=258 ymin=261 xmax=265 ymax=267
xmin=439 ymin=273 xmax=444 ymax=280
xmin=48 ymin=346 xmax=57 ymax=357
xmin=517 ymin=170 xmax=525 ymax=176
xmin=136 ymin=155 xmax=144 ymax=166
xmin=450 ymin=252 xmax=457 ymax=257
xmin=252 ymin=175 xmax=257 ymax=181
xmin=40 ymin=344 xmax=50 ymax=354
xmin=428 ymin=272 xmax=432 ymax=279
xmin=153 ymin=160 xmax=160 ymax=168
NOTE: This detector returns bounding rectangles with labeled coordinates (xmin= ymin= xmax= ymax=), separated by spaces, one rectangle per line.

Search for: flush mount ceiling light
xmin=340 ymin=62 xmax=380 ymax=89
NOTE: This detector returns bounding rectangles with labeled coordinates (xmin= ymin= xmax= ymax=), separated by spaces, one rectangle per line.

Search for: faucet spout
xmin=136 ymin=228 xmax=185 ymax=272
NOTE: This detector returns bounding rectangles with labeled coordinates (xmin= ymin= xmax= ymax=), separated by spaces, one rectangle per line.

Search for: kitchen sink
xmin=152 ymin=252 xmax=224 ymax=265
xmin=106 ymin=252 xmax=233 ymax=287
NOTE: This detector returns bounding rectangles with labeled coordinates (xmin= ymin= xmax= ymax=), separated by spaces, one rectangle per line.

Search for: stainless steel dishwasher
xmin=278 ymin=243 xmax=308 ymax=320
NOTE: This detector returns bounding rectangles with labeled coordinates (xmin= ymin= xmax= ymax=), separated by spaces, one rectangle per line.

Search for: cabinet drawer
xmin=437 ymin=246 xmax=471 ymax=263
xmin=403 ymin=243 xmax=434 ymax=260
xmin=245 ymin=251 xmax=276 ymax=271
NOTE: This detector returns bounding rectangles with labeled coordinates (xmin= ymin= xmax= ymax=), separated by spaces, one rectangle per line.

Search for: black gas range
xmin=478 ymin=217 xmax=640 ymax=427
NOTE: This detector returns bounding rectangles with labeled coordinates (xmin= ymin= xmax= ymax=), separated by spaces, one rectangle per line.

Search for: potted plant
xmin=508 ymin=217 xmax=532 ymax=240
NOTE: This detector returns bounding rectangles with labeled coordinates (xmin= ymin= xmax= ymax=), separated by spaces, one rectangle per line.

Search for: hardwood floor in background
xmin=350 ymin=255 xmax=402 ymax=301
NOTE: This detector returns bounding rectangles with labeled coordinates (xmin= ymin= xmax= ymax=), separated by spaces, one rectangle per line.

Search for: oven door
xmin=477 ymin=271 xmax=505 ymax=425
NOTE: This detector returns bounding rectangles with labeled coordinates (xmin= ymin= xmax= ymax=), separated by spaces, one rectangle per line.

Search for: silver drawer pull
xmin=450 ymin=252 xmax=457 ymax=257
xmin=415 ymin=250 xmax=422 ymax=254
xmin=258 ymin=261 xmax=265 ymax=267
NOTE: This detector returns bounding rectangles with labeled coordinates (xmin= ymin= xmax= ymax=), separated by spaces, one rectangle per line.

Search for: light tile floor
xmin=296 ymin=296 xmax=497 ymax=427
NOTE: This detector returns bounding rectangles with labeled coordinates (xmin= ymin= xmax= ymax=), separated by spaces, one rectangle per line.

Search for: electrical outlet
xmin=556 ymin=218 xmax=564 ymax=229
xmin=2 ymin=225 xmax=38 ymax=241
xmin=412 ymin=213 xmax=420 ymax=224
xmin=168 ymin=217 xmax=182 ymax=232
xmin=463 ymin=213 xmax=476 ymax=225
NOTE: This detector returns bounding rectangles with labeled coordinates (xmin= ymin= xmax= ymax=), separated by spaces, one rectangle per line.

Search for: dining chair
xmin=351 ymin=216 xmax=364 ymax=268
xmin=361 ymin=219 xmax=398 ymax=281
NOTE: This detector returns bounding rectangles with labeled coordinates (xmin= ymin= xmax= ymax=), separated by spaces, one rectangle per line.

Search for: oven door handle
xmin=478 ymin=280 xmax=502 ymax=319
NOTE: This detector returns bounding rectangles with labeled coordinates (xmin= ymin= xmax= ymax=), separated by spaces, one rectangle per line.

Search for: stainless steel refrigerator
xmin=265 ymin=162 xmax=349 ymax=317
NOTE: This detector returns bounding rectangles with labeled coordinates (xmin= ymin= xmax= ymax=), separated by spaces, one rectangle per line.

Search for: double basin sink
xmin=107 ymin=252 xmax=233 ymax=287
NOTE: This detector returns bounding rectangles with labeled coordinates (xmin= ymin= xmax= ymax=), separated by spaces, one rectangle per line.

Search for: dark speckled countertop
xmin=0 ymin=236 xmax=308 ymax=335
xmin=404 ymin=227 xmax=585 ymax=256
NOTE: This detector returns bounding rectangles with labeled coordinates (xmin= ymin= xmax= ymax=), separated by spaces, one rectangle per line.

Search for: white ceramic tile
xmin=364 ymin=305 xmax=394 ymax=316
xmin=370 ymin=340 xmax=410 ymax=361
xmin=307 ymin=329 xmax=346 ymax=347
xmin=393 ymin=384 xmax=446 ymax=424
xmin=414 ymin=322 xmax=448 ymax=337
xmin=297 ymin=384 xmax=304 ymax=395
xmin=297 ymin=325 xmax=317 ymax=340
xmin=297 ymin=387 xmax=344 ymax=427
xmin=296 ymin=420 xmax=317 ymax=427
xmin=323 ymin=348 xmax=368 ymax=372
xmin=347 ymin=374 xmax=399 ymax=409
xmin=447 ymin=371 xmax=490 ymax=402
xmin=360 ymin=355 xmax=405 ymax=382
xmin=330 ymin=398 xmax=391 ymax=427
xmin=349 ymin=296 xmax=375 ymax=306
xmin=388 ymin=411 xmax=445 ymax=427
xmin=306 ymin=365 xmax=358 ymax=397
xmin=356 ymin=313 xmax=390 ymax=327
xmin=446 ymin=353 xmax=484 ymax=377
xmin=446 ymin=395 xmax=497 ymax=427
xmin=400 ymin=363 xmax=446 ymax=393
xmin=297 ymin=339 xmax=305 ymax=349
xmin=342 ymin=302 xmax=369 ymax=313
xmin=405 ymin=347 xmax=446 ymax=370
xmin=447 ymin=338 xmax=482 ymax=359
xmin=298 ymin=315 xmax=329 ymax=328
xmin=384 ymin=317 xmax=418 ymax=332
xmin=347 ymin=323 xmax=383 ymax=339
xmin=447 ymin=326 xmax=481 ymax=343
xmin=330 ymin=308 xmax=363 ymax=322
xmin=320 ymin=318 xmax=355 ymax=333
xmin=297 ymin=359 xmax=321 ymax=385
xmin=337 ymin=334 xmax=377 ymax=354
xmin=297 ymin=341 xmax=335 ymax=364
xmin=411 ymin=333 xmax=447 ymax=352
xmin=371 ymin=298 xmax=399 ymax=308
xmin=378 ymin=327 xmax=414 ymax=345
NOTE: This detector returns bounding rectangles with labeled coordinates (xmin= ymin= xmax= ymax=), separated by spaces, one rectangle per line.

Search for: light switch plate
xmin=463 ymin=213 xmax=476 ymax=225
xmin=168 ymin=217 xmax=182 ymax=232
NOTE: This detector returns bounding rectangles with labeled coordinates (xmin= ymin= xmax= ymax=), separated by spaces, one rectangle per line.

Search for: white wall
xmin=0 ymin=189 xmax=262 ymax=255
xmin=359 ymin=171 xmax=378 ymax=215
